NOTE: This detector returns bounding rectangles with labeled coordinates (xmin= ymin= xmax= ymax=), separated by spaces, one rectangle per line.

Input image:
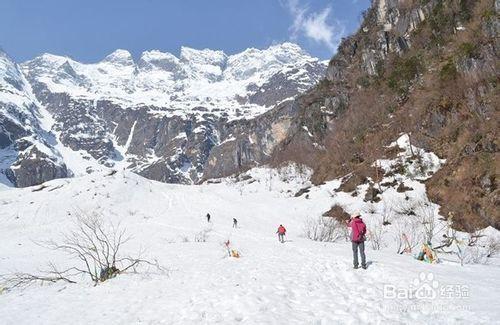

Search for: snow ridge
xmin=21 ymin=43 xmax=326 ymax=119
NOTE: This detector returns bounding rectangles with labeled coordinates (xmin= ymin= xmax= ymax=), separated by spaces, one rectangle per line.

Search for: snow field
xmin=0 ymin=166 xmax=499 ymax=324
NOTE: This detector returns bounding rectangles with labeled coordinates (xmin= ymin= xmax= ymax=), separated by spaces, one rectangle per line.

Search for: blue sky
xmin=0 ymin=0 xmax=370 ymax=63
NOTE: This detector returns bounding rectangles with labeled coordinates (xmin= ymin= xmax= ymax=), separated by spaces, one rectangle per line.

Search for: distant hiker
xmin=233 ymin=218 xmax=238 ymax=228
xmin=276 ymin=225 xmax=286 ymax=243
xmin=224 ymin=240 xmax=231 ymax=257
xmin=206 ymin=213 xmax=211 ymax=223
xmin=347 ymin=214 xmax=367 ymax=269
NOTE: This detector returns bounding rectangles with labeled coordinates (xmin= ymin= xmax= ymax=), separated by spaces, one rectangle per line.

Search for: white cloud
xmin=282 ymin=0 xmax=345 ymax=52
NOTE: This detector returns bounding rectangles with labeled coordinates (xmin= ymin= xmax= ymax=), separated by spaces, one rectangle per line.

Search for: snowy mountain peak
xmin=0 ymin=50 xmax=22 ymax=84
xmin=179 ymin=46 xmax=227 ymax=66
xmin=102 ymin=49 xmax=134 ymax=65
xmin=268 ymin=42 xmax=306 ymax=56
xmin=179 ymin=47 xmax=227 ymax=81
xmin=21 ymin=53 xmax=70 ymax=79
xmin=0 ymin=51 xmax=32 ymax=105
xmin=138 ymin=50 xmax=180 ymax=72
xmin=38 ymin=53 xmax=68 ymax=65
xmin=19 ymin=43 xmax=326 ymax=116
xmin=1 ymin=43 xmax=326 ymax=186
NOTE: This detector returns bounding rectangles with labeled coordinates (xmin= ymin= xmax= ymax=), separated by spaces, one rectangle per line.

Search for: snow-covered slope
xmin=0 ymin=161 xmax=499 ymax=324
xmin=22 ymin=43 xmax=325 ymax=119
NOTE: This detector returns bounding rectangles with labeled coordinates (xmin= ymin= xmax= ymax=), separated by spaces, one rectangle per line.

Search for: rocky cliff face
xmin=0 ymin=50 xmax=67 ymax=187
xmin=271 ymin=0 xmax=499 ymax=230
xmin=0 ymin=43 xmax=325 ymax=186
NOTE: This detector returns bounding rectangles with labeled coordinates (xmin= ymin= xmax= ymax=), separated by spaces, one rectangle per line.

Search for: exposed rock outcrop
xmin=272 ymin=0 xmax=499 ymax=230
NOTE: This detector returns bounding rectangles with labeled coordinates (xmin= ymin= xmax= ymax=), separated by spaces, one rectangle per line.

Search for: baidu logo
xmin=411 ymin=272 xmax=439 ymax=299
xmin=384 ymin=272 xmax=468 ymax=300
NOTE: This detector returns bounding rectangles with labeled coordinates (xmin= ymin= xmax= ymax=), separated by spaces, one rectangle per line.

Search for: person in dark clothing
xmin=206 ymin=213 xmax=211 ymax=223
xmin=233 ymin=218 xmax=238 ymax=228
xmin=347 ymin=214 xmax=367 ymax=269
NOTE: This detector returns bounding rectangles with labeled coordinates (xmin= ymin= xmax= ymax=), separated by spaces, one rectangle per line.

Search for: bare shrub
xmin=393 ymin=217 xmax=423 ymax=254
xmin=465 ymin=246 xmax=490 ymax=265
xmin=366 ymin=202 xmax=377 ymax=215
xmin=128 ymin=209 xmax=139 ymax=216
xmin=414 ymin=200 xmax=439 ymax=243
xmin=455 ymin=243 xmax=490 ymax=266
xmin=434 ymin=217 xmax=459 ymax=252
xmin=303 ymin=217 xmax=348 ymax=242
xmin=1 ymin=213 xmax=164 ymax=291
xmin=381 ymin=201 xmax=394 ymax=225
xmin=0 ymin=263 xmax=77 ymax=291
xmin=466 ymin=230 xmax=485 ymax=247
xmin=393 ymin=199 xmax=418 ymax=217
xmin=194 ymin=229 xmax=211 ymax=242
xmin=485 ymin=237 xmax=500 ymax=258
xmin=459 ymin=233 xmax=499 ymax=265
xmin=437 ymin=220 xmax=496 ymax=266
xmin=367 ymin=221 xmax=387 ymax=250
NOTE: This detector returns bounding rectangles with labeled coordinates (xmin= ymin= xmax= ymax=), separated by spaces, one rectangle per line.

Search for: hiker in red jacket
xmin=347 ymin=214 xmax=367 ymax=269
xmin=276 ymin=225 xmax=286 ymax=243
